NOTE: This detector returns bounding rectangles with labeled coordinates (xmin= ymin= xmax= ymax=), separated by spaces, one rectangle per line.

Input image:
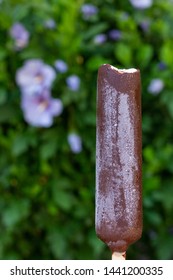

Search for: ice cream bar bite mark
xmin=95 ymin=64 xmax=142 ymax=259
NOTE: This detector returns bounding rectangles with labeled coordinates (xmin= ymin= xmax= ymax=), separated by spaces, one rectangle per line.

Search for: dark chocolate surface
xmin=95 ymin=64 xmax=142 ymax=253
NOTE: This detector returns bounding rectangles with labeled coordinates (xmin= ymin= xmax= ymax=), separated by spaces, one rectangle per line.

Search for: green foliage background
xmin=0 ymin=0 xmax=173 ymax=260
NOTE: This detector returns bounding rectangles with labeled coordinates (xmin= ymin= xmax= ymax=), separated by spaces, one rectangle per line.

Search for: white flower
xmin=16 ymin=59 xmax=56 ymax=96
xmin=21 ymin=89 xmax=63 ymax=127
xmin=93 ymin=34 xmax=107 ymax=44
xmin=148 ymin=79 xmax=164 ymax=95
xmin=68 ymin=133 xmax=82 ymax=153
xmin=54 ymin=59 xmax=68 ymax=73
xmin=129 ymin=0 xmax=153 ymax=9
xmin=66 ymin=75 xmax=80 ymax=91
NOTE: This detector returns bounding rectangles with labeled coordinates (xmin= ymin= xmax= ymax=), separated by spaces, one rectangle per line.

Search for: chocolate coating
xmin=95 ymin=64 xmax=142 ymax=253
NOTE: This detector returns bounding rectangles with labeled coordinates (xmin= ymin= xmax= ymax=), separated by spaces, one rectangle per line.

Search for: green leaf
xmin=156 ymin=236 xmax=173 ymax=260
xmin=86 ymin=56 xmax=109 ymax=71
xmin=136 ymin=45 xmax=153 ymax=69
xmin=0 ymin=105 xmax=19 ymax=123
xmin=0 ymin=48 xmax=7 ymax=60
xmin=115 ymin=43 xmax=132 ymax=67
xmin=0 ymin=88 xmax=7 ymax=105
xmin=143 ymin=176 xmax=160 ymax=194
xmin=0 ymin=61 xmax=7 ymax=81
xmin=47 ymin=227 xmax=67 ymax=259
xmin=160 ymin=41 xmax=173 ymax=66
xmin=52 ymin=184 xmax=74 ymax=211
xmin=160 ymin=91 xmax=173 ymax=119
xmin=2 ymin=199 xmax=30 ymax=228
xmin=82 ymin=23 xmax=108 ymax=41
xmin=158 ymin=184 xmax=173 ymax=211
xmin=12 ymin=134 xmax=29 ymax=156
xmin=40 ymin=141 xmax=57 ymax=160
xmin=145 ymin=211 xmax=162 ymax=226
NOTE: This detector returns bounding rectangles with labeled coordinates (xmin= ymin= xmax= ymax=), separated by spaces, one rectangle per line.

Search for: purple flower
xmin=93 ymin=34 xmax=107 ymax=44
xmin=10 ymin=22 xmax=29 ymax=49
xmin=21 ymin=89 xmax=63 ymax=127
xmin=157 ymin=62 xmax=167 ymax=71
xmin=44 ymin=19 xmax=56 ymax=29
xmin=54 ymin=59 xmax=68 ymax=73
xmin=81 ymin=4 xmax=98 ymax=19
xmin=129 ymin=0 xmax=153 ymax=9
xmin=66 ymin=75 xmax=80 ymax=91
xmin=68 ymin=133 xmax=82 ymax=153
xmin=16 ymin=59 xmax=56 ymax=95
xmin=108 ymin=29 xmax=122 ymax=40
xmin=148 ymin=79 xmax=164 ymax=95
xmin=139 ymin=20 xmax=151 ymax=32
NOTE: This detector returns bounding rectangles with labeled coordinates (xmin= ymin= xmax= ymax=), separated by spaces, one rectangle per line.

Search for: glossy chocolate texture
xmin=96 ymin=64 xmax=142 ymax=253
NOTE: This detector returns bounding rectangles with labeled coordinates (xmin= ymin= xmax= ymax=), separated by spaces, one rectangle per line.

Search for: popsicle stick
xmin=112 ymin=252 xmax=126 ymax=260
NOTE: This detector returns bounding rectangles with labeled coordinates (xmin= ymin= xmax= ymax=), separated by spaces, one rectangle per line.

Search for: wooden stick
xmin=112 ymin=251 xmax=126 ymax=260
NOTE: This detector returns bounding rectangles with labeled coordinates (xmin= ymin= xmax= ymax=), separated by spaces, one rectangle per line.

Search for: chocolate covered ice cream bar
xmin=95 ymin=64 xmax=142 ymax=259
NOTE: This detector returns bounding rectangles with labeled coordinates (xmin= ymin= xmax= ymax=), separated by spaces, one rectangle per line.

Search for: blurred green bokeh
xmin=0 ymin=0 xmax=173 ymax=260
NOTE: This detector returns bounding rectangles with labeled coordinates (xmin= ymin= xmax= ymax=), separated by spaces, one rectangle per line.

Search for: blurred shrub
xmin=0 ymin=0 xmax=173 ymax=260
